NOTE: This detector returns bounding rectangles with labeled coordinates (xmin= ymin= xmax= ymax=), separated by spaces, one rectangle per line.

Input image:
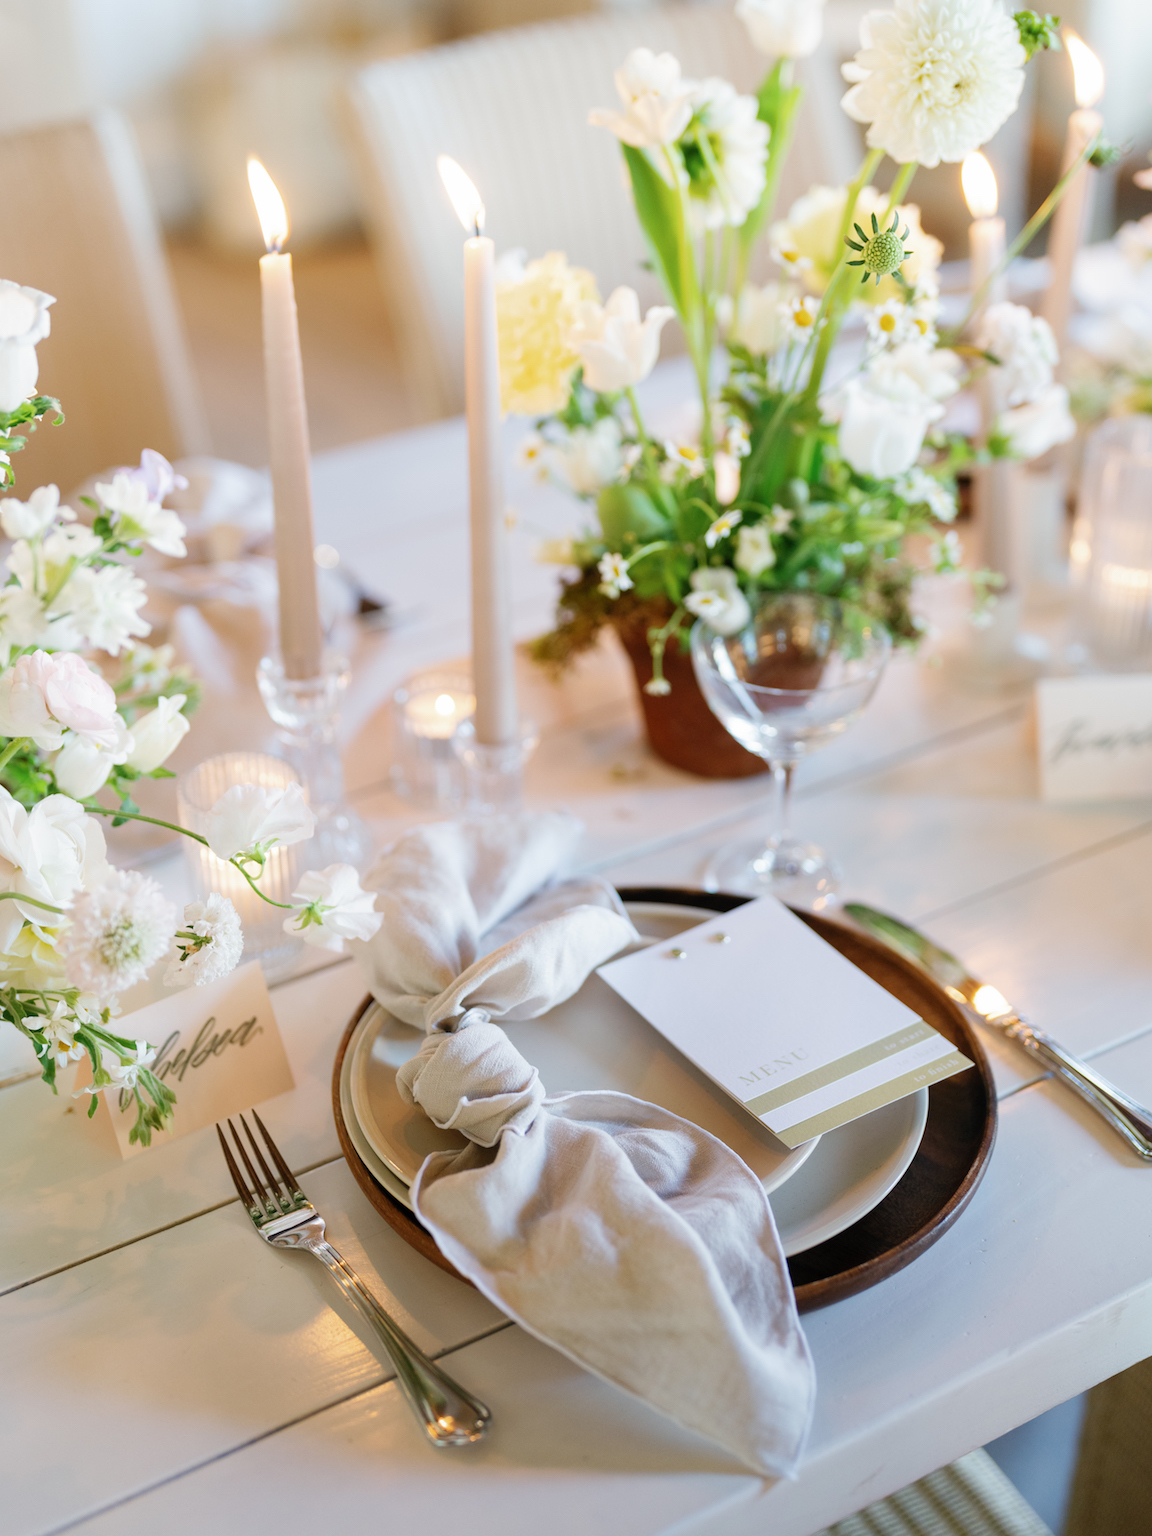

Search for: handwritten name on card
xmin=1036 ymin=674 xmax=1152 ymax=803
xmin=97 ymin=961 xmax=294 ymax=1159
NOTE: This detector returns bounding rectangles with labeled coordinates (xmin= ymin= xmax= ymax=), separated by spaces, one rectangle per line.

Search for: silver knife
xmin=845 ymin=902 xmax=1152 ymax=1163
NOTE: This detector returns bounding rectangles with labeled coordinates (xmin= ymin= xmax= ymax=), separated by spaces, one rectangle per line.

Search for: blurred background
xmin=2 ymin=0 xmax=1150 ymax=472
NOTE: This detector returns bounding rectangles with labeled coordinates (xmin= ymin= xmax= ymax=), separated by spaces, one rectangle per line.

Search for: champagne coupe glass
xmin=691 ymin=591 xmax=891 ymax=908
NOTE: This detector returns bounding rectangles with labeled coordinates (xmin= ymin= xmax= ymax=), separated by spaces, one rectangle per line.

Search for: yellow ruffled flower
xmin=770 ymin=185 xmax=942 ymax=305
xmin=0 ymin=924 xmax=66 ymax=990
xmin=496 ymin=252 xmax=599 ymax=416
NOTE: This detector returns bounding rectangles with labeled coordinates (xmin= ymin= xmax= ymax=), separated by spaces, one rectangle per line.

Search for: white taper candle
xmin=1040 ymin=32 xmax=1105 ymax=357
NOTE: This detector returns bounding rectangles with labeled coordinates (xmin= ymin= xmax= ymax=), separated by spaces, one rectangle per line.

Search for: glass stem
xmin=771 ymin=760 xmax=795 ymax=849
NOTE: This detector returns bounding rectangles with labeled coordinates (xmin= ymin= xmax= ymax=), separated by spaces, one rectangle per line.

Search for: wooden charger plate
xmin=331 ymin=889 xmax=997 ymax=1311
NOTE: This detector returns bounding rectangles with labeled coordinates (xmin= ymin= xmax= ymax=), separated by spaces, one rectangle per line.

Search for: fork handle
xmin=305 ymin=1238 xmax=492 ymax=1446
xmin=1004 ymin=1020 xmax=1152 ymax=1162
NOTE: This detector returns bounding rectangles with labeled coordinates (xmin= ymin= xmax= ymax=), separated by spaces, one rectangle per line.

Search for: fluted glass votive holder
xmin=390 ymin=668 xmax=475 ymax=811
xmin=1070 ymin=417 xmax=1152 ymax=667
xmin=176 ymin=751 xmax=303 ymax=981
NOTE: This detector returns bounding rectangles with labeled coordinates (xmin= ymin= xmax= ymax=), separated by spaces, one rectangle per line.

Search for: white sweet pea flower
xmin=737 ymin=0 xmax=826 ymax=59
xmin=205 ymin=781 xmax=316 ymax=863
xmin=53 ymin=726 xmax=132 ymax=799
xmin=0 ymin=650 xmax=124 ymax=752
xmin=997 ymin=384 xmax=1076 ymax=460
xmin=705 ymin=509 xmax=743 ymax=547
xmin=0 ymin=785 xmax=108 ymax=950
xmin=831 ymin=372 xmax=944 ymax=479
xmin=597 ymin=551 xmax=632 ymax=599
xmin=284 ymin=863 xmax=382 ymax=953
xmin=165 ymin=893 xmax=244 ymax=987
xmin=125 ymin=694 xmax=190 ymax=773
xmin=94 ymin=471 xmax=187 ymax=558
xmin=588 ymin=48 xmax=695 ymax=151
xmin=841 ymin=0 xmax=1026 ymax=168
xmin=0 ymin=484 xmax=75 ymax=541
xmin=735 ymin=523 xmax=777 ymax=577
xmin=125 ymin=448 xmax=188 ymax=503
xmin=61 ymin=868 xmax=175 ymax=998
xmin=567 ymin=288 xmax=674 ymax=393
xmin=974 ymin=302 xmax=1059 ymax=411
xmin=685 ymin=568 xmax=752 ymax=635
xmin=0 ymin=281 xmax=54 ymax=414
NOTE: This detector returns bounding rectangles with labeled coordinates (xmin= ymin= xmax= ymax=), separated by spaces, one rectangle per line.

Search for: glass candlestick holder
xmin=390 ymin=668 xmax=475 ymax=812
xmin=453 ymin=718 xmax=539 ymax=816
xmin=257 ymin=652 xmax=373 ymax=870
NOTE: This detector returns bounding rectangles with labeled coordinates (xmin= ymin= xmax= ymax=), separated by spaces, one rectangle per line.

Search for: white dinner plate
xmin=344 ymin=902 xmax=928 ymax=1257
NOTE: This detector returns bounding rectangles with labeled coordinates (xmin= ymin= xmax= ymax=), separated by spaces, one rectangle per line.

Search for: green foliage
xmin=621 ymin=144 xmax=699 ymax=323
xmin=1014 ymin=11 xmax=1062 ymax=59
xmin=1089 ymin=139 xmax=1124 ymax=169
xmin=0 ymin=397 xmax=63 ymax=487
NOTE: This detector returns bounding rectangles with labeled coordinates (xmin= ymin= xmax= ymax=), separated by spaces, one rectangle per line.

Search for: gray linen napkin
xmin=351 ymin=810 xmax=815 ymax=1476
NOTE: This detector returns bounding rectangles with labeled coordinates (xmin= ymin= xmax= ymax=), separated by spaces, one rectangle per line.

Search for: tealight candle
xmin=391 ymin=670 xmax=475 ymax=808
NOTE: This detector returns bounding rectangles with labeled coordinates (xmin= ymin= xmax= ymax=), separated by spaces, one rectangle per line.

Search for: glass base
xmin=453 ymin=719 xmax=539 ymax=816
xmin=702 ymin=835 xmax=841 ymax=912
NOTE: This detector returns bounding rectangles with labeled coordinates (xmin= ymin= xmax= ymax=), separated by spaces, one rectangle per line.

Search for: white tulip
xmin=737 ymin=0 xmax=825 ymax=60
xmin=997 ymin=384 xmax=1076 ymax=460
xmin=54 ymin=728 xmax=132 ymax=799
xmin=684 ymin=568 xmax=752 ymax=635
xmin=0 ymin=281 xmax=54 ymax=414
xmin=568 ymin=288 xmax=674 ymax=393
xmin=588 ymin=48 xmax=695 ymax=150
xmin=833 ymin=373 xmax=944 ymax=479
xmin=125 ymin=694 xmax=190 ymax=773
xmin=284 ymin=863 xmax=382 ymax=952
xmin=205 ymin=781 xmax=316 ymax=863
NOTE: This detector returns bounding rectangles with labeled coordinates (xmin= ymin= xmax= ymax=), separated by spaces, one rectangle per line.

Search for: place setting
xmin=5 ymin=0 xmax=1152 ymax=1530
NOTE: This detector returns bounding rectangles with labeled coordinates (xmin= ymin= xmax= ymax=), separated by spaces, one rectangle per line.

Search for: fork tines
xmin=217 ymin=1110 xmax=302 ymax=1215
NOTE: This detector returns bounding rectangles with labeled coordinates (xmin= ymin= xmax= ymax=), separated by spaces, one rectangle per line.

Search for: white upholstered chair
xmin=344 ymin=2 xmax=859 ymax=421
xmin=0 ymin=110 xmax=210 ymax=492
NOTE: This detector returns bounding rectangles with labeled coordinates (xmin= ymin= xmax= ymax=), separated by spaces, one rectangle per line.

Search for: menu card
xmin=597 ymin=897 xmax=970 ymax=1148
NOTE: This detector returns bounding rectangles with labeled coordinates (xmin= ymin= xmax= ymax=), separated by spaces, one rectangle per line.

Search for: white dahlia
xmin=682 ymin=78 xmax=770 ymax=230
xmin=841 ymin=0 xmax=1026 ymax=168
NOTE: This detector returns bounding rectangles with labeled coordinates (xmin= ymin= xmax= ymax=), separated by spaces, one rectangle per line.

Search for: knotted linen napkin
xmin=351 ymin=811 xmax=815 ymax=1476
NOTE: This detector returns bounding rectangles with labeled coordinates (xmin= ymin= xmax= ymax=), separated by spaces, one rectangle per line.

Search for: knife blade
xmin=845 ymin=902 xmax=1152 ymax=1163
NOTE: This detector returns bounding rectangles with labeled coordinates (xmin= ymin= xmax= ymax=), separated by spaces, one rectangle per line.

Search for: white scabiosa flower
xmin=772 ymin=185 xmax=942 ymax=304
xmin=685 ymin=568 xmax=752 ymax=635
xmin=283 ymin=864 xmax=382 ymax=953
xmin=204 ymin=781 xmax=316 ymax=863
xmin=841 ymin=0 xmax=1026 ymax=168
xmin=61 ymin=869 xmax=177 ymax=998
xmin=737 ymin=0 xmax=826 ymax=59
xmin=165 ymin=893 xmax=244 ymax=987
xmin=588 ymin=49 xmax=695 ymax=150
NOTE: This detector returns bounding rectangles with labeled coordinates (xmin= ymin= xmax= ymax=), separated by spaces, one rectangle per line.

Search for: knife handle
xmin=1004 ymin=1021 xmax=1152 ymax=1162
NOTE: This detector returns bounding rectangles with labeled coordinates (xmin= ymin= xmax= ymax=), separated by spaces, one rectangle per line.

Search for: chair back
xmin=345 ymin=3 xmax=858 ymax=420
xmin=0 ymin=111 xmax=209 ymax=493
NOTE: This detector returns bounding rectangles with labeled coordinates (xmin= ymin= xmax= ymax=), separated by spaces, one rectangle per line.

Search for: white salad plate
xmin=342 ymin=902 xmax=928 ymax=1258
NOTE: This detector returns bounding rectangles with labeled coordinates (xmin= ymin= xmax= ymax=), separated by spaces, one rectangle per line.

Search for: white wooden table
xmin=4 ymin=371 xmax=1152 ymax=1536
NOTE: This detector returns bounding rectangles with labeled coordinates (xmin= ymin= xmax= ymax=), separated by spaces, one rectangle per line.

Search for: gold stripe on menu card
xmin=771 ymin=1050 xmax=973 ymax=1149
xmin=742 ymin=1021 xmax=938 ymax=1117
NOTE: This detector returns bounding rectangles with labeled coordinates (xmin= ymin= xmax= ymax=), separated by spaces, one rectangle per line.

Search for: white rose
xmin=205 ymin=781 xmax=316 ymax=862
xmin=870 ymin=343 xmax=964 ymax=403
xmin=284 ymin=863 xmax=382 ymax=952
xmin=735 ymin=524 xmax=776 ymax=577
xmin=684 ymin=568 xmax=752 ymax=635
xmin=997 ymin=384 xmax=1076 ymax=460
xmin=125 ymin=694 xmax=190 ymax=773
xmin=0 ymin=281 xmax=55 ymax=414
xmin=0 ymin=785 xmax=106 ymax=949
xmin=737 ymin=0 xmax=825 ymax=59
xmin=0 ymin=484 xmax=75 ymax=542
xmin=588 ymin=48 xmax=695 ymax=150
xmin=832 ymin=372 xmax=944 ymax=479
xmin=567 ymin=288 xmax=674 ymax=393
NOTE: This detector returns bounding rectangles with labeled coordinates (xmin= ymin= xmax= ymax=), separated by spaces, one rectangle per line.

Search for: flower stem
xmin=884 ymin=162 xmax=917 ymax=216
xmin=0 ymin=736 xmax=31 ymax=775
xmin=626 ymin=386 xmax=651 ymax=448
xmin=0 ymin=890 xmax=64 ymax=915
xmin=86 ymin=804 xmax=210 ymax=845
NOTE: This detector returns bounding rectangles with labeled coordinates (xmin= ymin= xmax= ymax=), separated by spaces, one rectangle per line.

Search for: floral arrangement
xmin=1066 ymin=210 xmax=1152 ymax=423
xmin=493 ymin=1 xmax=1098 ymax=694
xmin=0 ymin=279 xmax=382 ymax=1144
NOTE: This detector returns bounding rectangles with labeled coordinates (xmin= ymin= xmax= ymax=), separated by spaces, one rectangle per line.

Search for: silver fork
xmin=216 ymin=1110 xmax=491 ymax=1447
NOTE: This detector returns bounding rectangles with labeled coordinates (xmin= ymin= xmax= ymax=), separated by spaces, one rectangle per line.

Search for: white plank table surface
xmin=4 ymin=374 xmax=1152 ymax=1536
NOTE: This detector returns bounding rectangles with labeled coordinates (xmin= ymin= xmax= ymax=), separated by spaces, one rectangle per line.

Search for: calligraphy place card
xmin=597 ymin=897 xmax=970 ymax=1149
xmin=90 ymin=960 xmax=294 ymax=1159
xmin=1036 ymin=674 xmax=1152 ymax=802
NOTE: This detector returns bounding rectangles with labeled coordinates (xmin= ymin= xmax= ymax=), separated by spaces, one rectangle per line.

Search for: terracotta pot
xmin=612 ymin=611 xmax=770 ymax=780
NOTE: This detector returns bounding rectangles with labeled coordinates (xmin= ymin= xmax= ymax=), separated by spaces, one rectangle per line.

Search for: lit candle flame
xmin=961 ymin=152 xmax=999 ymax=219
xmin=247 ymin=157 xmax=289 ymax=252
xmin=1065 ymin=30 xmax=1104 ymax=109
xmin=972 ymin=984 xmax=1011 ymax=1020
xmin=437 ymin=155 xmax=485 ymax=237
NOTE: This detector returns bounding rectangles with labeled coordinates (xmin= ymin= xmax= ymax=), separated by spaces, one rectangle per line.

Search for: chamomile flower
xmin=598 ymin=552 xmax=633 ymax=599
xmin=705 ymin=509 xmax=743 ymax=548
xmin=780 ymin=295 xmax=821 ymax=342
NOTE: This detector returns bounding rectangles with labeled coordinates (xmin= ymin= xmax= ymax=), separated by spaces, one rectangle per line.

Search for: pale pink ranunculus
xmin=0 ymin=651 xmax=122 ymax=752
